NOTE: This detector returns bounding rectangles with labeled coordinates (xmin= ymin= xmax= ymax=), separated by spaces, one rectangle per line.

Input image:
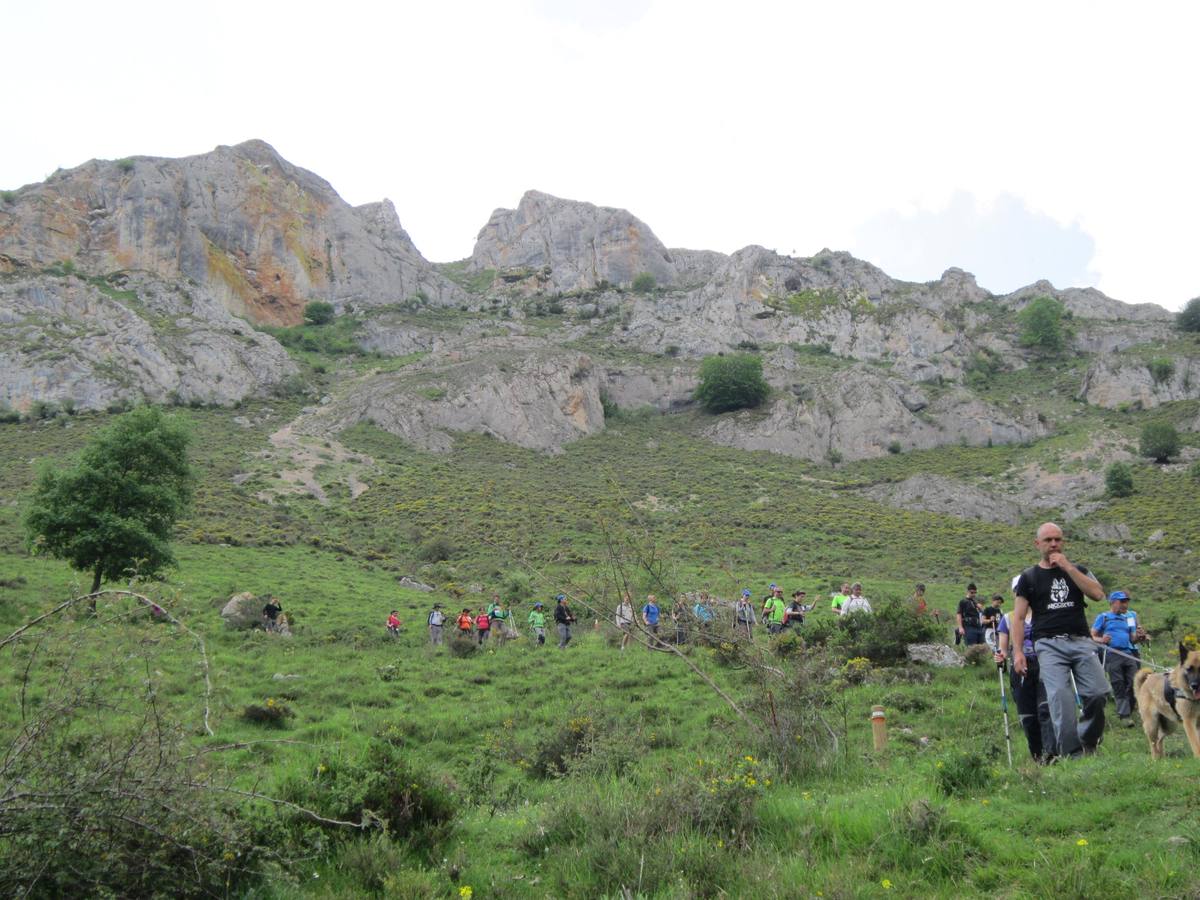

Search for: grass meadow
xmin=1 ymin=385 xmax=1199 ymax=898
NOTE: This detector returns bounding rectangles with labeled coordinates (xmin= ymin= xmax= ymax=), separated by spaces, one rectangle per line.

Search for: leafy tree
xmin=1104 ymin=462 xmax=1134 ymax=498
xmin=303 ymin=301 xmax=336 ymax=326
xmin=693 ymin=353 xmax=771 ymax=414
xmin=1177 ymin=297 xmax=1200 ymax=333
xmin=25 ymin=406 xmax=194 ymax=594
xmin=631 ymin=272 xmax=656 ymax=294
xmin=1018 ymin=295 xmax=1070 ymax=354
xmin=1139 ymin=422 xmax=1180 ymax=463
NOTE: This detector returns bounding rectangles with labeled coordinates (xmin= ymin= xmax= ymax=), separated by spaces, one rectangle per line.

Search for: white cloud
xmin=1 ymin=1 xmax=1197 ymax=310
xmin=851 ymin=192 xmax=1099 ymax=295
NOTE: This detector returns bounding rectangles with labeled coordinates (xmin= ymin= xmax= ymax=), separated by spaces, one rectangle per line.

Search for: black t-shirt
xmin=1015 ymin=563 xmax=1093 ymax=641
xmin=982 ymin=605 xmax=1002 ymax=626
xmin=262 ymin=601 xmax=281 ymax=620
xmin=957 ymin=598 xmax=981 ymax=628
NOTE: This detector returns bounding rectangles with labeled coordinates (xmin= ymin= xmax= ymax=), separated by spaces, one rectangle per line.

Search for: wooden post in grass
xmin=870 ymin=705 xmax=887 ymax=752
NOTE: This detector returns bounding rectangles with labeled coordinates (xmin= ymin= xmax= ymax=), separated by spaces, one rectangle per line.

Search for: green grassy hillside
xmin=1 ymin=394 xmax=1198 ymax=898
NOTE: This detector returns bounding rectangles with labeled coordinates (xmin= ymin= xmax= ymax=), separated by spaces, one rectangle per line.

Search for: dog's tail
xmin=1134 ymin=669 xmax=1154 ymax=691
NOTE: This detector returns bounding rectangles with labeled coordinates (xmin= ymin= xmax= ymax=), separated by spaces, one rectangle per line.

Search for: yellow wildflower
xmin=1076 ymin=839 xmax=1088 ymax=847
xmin=460 ymin=887 xmax=474 ymax=900
xmin=882 ymin=879 xmax=893 ymax=889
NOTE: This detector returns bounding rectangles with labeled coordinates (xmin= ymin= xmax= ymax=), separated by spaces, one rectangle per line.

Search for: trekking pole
xmin=997 ymin=661 xmax=1014 ymax=768
xmin=1069 ymin=671 xmax=1082 ymax=710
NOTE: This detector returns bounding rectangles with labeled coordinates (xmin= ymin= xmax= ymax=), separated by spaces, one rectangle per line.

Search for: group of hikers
xmin=382 ymin=523 xmax=1148 ymax=764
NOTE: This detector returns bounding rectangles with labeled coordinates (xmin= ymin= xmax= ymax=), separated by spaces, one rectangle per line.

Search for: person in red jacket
xmin=386 ymin=610 xmax=402 ymax=637
xmin=474 ymin=608 xmax=492 ymax=646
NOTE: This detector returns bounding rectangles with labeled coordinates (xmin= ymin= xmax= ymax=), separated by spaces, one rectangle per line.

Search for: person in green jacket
xmin=489 ymin=594 xmax=511 ymax=646
xmin=528 ymin=602 xmax=547 ymax=646
xmin=762 ymin=586 xmax=787 ymax=635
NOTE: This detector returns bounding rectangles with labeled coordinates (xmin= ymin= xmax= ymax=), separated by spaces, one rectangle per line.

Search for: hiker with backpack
xmin=1090 ymin=590 xmax=1148 ymax=726
xmin=427 ymin=603 xmax=446 ymax=646
xmin=489 ymin=595 xmax=512 ymax=646
xmin=783 ymin=590 xmax=812 ymax=628
xmin=994 ymin=582 xmax=1057 ymax=763
xmin=642 ymin=594 xmax=662 ymax=648
xmin=386 ymin=610 xmax=402 ymax=638
xmin=762 ymin=587 xmax=786 ymax=635
xmin=528 ymin=602 xmax=547 ymax=645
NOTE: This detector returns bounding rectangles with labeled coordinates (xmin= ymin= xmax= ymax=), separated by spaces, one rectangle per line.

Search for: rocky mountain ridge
xmin=1 ymin=139 xmax=1196 ymax=474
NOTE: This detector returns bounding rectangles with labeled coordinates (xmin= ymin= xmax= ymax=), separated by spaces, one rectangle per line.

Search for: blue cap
xmin=769 ymin=583 xmax=777 ymax=590
xmin=1108 ymin=590 xmax=1129 ymax=602
xmin=555 ymin=594 xmax=565 ymax=601
xmin=742 ymin=589 xmax=752 ymax=597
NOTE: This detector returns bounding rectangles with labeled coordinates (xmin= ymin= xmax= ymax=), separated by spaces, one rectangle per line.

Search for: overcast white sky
xmin=4 ymin=0 xmax=1197 ymax=309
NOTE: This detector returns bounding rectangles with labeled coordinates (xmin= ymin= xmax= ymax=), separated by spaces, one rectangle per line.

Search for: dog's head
xmin=1179 ymin=644 xmax=1200 ymax=700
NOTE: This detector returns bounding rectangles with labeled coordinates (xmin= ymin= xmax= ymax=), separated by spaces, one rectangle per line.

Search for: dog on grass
xmin=1133 ymin=644 xmax=1200 ymax=759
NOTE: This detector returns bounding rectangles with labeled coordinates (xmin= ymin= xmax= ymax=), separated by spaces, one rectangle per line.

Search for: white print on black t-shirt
xmin=1047 ymin=577 xmax=1072 ymax=610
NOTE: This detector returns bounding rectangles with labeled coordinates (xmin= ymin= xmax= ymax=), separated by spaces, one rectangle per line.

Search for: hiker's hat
xmin=1108 ymin=590 xmax=1129 ymax=602
xmin=769 ymin=583 xmax=777 ymax=590
xmin=741 ymin=588 xmax=752 ymax=597
xmin=556 ymin=593 xmax=566 ymax=601
xmin=433 ymin=603 xmax=442 ymax=608
xmin=534 ymin=601 xmax=543 ymax=607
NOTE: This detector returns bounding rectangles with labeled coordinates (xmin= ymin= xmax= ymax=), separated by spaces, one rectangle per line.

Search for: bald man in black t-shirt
xmin=1012 ymin=522 xmax=1108 ymax=758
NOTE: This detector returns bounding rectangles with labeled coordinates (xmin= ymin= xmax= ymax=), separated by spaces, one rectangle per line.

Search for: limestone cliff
xmin=0 ymin=140 xmax=464 ymax=326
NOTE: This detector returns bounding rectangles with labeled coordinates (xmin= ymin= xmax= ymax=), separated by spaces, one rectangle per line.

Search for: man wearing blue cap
xmin=1091 ymin=590 xmax=1148 ymax=725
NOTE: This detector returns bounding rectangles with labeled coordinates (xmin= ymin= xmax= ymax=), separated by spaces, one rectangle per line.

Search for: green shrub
xmin=804 ymin=599 xmax=943 ymax=665
xmin=29 ymin=399 xmax=58 ymax=420
xmin=1177 ymin=297 xmax=1200 ymax=333
xmin=279 ymin=740 xmax=455 ymax=846
xmin=1018 ymin=295 xmax=1070 ymax=354
xmin=694 ymin=353 xmax=770 ymax=414
xmin=417 ymin=535 xmax=455 ymax=562
xmin=1140 ymin=422 xmax=1180 ymax=463
xmin=115 ymin=158 xmax=135 ymax=173
xmin=935 ymin=750 xmax=994 ymax=797
xmin=242 ymin=698 xmax=294 ymax=728
xmin=1190 ymin=460 xmax=1200 ymax=482
xmin=0 ymin=404 xmax=20 ymax=424
xmin=632 ymin=272 xmax=656 ymax=293
xmin=304 ymin=301 xmax=336 ymax=325
xmin=888 ymin=440 xmax=903 ymax=455
xmin=0 ymin=189 xmax=15 ymax=204
xmin=1148 ymin=357 xmax=1175 ymax=385
xmin=1105 ymin=462 xmax=1134 ymax=497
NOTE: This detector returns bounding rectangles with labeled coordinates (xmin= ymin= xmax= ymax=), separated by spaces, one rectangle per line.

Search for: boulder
xmin=1087 ymin=523 xmax=1132 ymax=542
xmin=220 ymin=592 xmax=262 ymax=629
xmin=399 ymin=576 xmax=435 ymax=592
xmin=906 ymin=643 xmax=964 ymax=668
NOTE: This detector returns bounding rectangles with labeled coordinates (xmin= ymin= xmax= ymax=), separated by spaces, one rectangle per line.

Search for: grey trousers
xmin=429 ymin=624 xmax=443 ymax=646
xmin=1103 ymin=650 xmax=1140 ymax=718
xmin=557 ymin=623 xmax=571 ymax=648
xmin=1033 ymin=636 xmax=1108 ymax=757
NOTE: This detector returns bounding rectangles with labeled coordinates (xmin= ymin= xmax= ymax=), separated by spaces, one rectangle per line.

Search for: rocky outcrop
xmin=220 ymin=593 xmax=262 ymax=629
xmin=1004 ymin=281 xmax=1173 ymax=323
xmin=0 ymin=268 xmax=296 ymax=412
xmin=0 ymin=140 xmax=464 ymax=325
xmin=703 ymin=367 xmax=1043 ymax=463
xmin=601 ymin=365 xmax=697 ymax=412
xmin=469 ymin=190 xmax=678 ymax=293
xmin=1079 ymin=357 xmax=1200 ymax=409
xmin=860 ymin=474 xmax=1025 ymax=525
xmin=293 ymin=341 xmax=604 ymax=453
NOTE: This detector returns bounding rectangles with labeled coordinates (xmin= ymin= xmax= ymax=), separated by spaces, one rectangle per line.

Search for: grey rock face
xmin=0 ymin=269 xmax=296 ymax=412
xmin=906 ymin=644 xmax=964 ymax=667
xmin=293 ymin=341 xmax=604 ymax=453
xmin=601 ymin=366 xmax=697 ymax=412
xmin=1004 ymin=281 xmax=1173 ymax=323
xmin=703 ymin=366 xmax=1042 ymax=463
xmin=860 ymin=474 xmax=1025 ymax=525
xmin=1079 ymin=357 xmax=1200 ymax=409
xmin=469 ymin=190 xmax=678 ymax=293
xmin=0 ymin=140 xmax=464 ymax=325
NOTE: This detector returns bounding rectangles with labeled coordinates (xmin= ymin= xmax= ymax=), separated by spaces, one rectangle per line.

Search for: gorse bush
xmin=802 ymin=599 xmax=942 ymax=664
xmin=632 ymin=272 xmax=656 ymax=293
xmin=694 ymin=353 xmax=771 ymax=414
